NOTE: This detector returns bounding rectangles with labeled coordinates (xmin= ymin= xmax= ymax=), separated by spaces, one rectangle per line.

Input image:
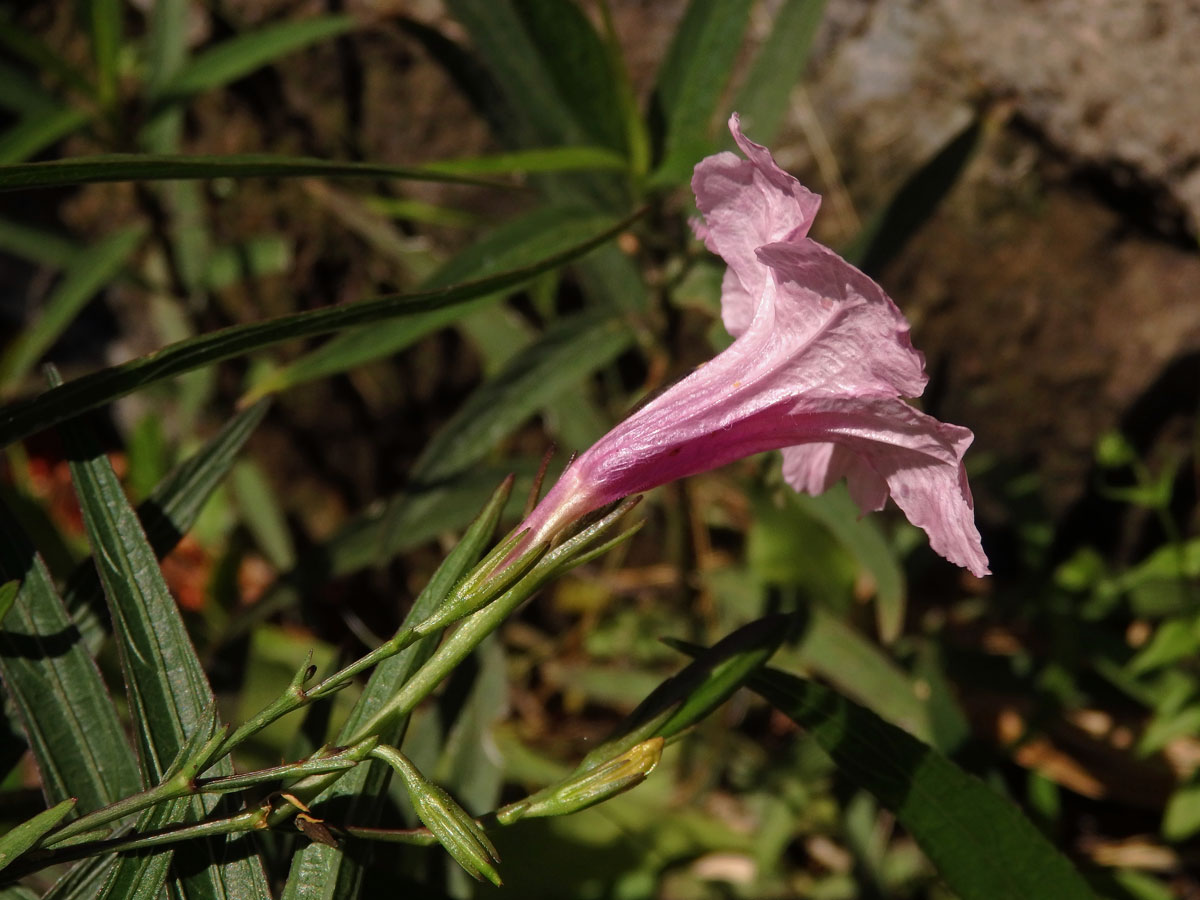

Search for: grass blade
xmin=0 ymin=225 xmax=145 ymax=393
xmin=751 ymin=665 xmax=1097 ymax=900
xmin=0 ymin=499 xmax=141 ymax=813
xmin=0 ymin=213 xmax=635 ymax=447
xmin=154 ymin=16 xmax=354 ymax=103
xmin=649 ymin=0 xmax=752 ymax=184
xmin=62 ymin=415 xmax=271 ymax=897
xmin=0 ymin=152 xmax=496 ymax=192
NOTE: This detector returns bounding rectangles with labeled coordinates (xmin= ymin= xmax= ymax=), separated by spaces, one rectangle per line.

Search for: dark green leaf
xmin=90 ymin=0 xmax=122 ymax=107
xmin=0 ymin=216 xmax=79 ymax=267
xmin=0 ymin=580 xmax=15 ymax=626
xmin=243 ymin=205 xmax=621 ymax=402
xmin=62 ymin=401 xmax=270 ymax=654
xmin=584 ymin=615 xmax=787 ymax=768
xmin=730 ymin=0 xmax=828 ymax=145
xmin=0 ymin=213 xmax=636 ymax=448
xmin=0 ymin=798 xmax=76 ymax=874
xmin=0 ymin=225 xmax=145 ymax=392
xmin=62 ymin=416 xmax=271 ymax=897
xmin=422 ymin=145 xmax=627 ymax=176
xmin=154 ymin=16 xmax=355 ymax=103
xmin=444 ymin=0 xmax=588 ymax=148
xmin=281 ymin=478 xmax=513 ymax=900
xmin=410 ymin=309 xmax=632 ymax=486
xmin=0 ymin=107 xmax=91 ymax=166
xmin=650 ymin=0 xmax=752 ymax=184
xmin=0 ymin=152 xmax=493 ymax=192
xmin=752 ymin=665 xmax=1097 ymax=900
xmin=0 ymin=498 xmax=141 ymax=812
xmin=845 ymin=118 xmax=982 ymax=275
xmin=510 ymin=0 xmax=628 ymax=152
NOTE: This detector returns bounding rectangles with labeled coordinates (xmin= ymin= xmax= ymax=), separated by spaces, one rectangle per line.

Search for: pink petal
xmin=779 ymin=398 xmax=989 ymax=577
xmin=691 ymin=114 xmax=821 ymax=337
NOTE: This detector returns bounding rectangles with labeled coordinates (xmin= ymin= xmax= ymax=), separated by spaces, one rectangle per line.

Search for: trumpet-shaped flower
xmin=518 ymin=115 xmax=988 ymax=576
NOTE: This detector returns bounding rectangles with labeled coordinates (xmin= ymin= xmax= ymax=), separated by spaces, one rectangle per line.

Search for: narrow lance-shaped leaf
xmin=281 ymin=478 xmax=513 ymax=900
xmin=0 ymin=799 xmax=76 ymax=875
xmin=0 ymin=107 xmax=92 ymax=166
xmin=61 ymin=404 xmax=271 ymax=898
xmin=411 ymin=309 xmax=632 ymax=486
xmin=90 ymin=0 xmax=122 ymax=108
xmin=729 ymin=0 xmax=829 ymax=145
xmin=0 ymin=499 xmax=141 ymax=812
xmin=649 ymin=0 xmax=753 ymax=184
xmin=750 ymin=664 xmax=1098 ymax=900
xmin=153 ymin=16 xmax=355 ymax=104
xmin=0 ymin=225 xmax=145 ymax=393
xmin=0 ymin=212 xmax=637 ymax=448
xmin=62 ymin=400 xmax=270 ymax=654
xmin=0 ymin=153 xmax=495 ymax=192
xmin=242 ymin=204 xmax=618 ymax=403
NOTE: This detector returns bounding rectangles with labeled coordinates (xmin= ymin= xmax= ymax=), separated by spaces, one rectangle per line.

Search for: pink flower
xmin=518 ymin=115 xmax=988 ymax=577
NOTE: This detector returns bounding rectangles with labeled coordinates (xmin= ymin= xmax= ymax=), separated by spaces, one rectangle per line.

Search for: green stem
xmin=42 ymin=740 xmax=376 ymax=849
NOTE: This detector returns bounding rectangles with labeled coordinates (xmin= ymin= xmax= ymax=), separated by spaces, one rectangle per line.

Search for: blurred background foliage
xmin=0 ymin=1 xmax=1197 ymax=898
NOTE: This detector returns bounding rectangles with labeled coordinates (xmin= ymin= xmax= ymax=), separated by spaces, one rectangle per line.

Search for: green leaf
xmin=281 ymin=478 xmax=513 ymax=900
xmin=411 ymin=309 xmax=632 ymax=486
xmin=0 ymin=212 xmax=635 ymax=448
xmin=0 ymin=216 xmax=79 ymax=267
xmin=0 ymin=580 xmax=15 ymax=626
xmin=585 ymin=615 xmax=787 ymax=767
xmin=0 ymin=107 xmax=91 ymax=166
xmin=62 ymin=413 xmax=271 ymax=898
xmin=90 ymin=0 xmax=122 ymax=107
xmin=751 ymin=665 xmax=1097 ymax=900
xmin=421 ymin=145 xmax=628 ymax=177
xmin=243 ymin=204 xmax=621 ymax=402
xmin=0 ymin=225 xmax=145 ymax=392
xmin=0 ymin=498 xmax=142 ymax=812
xmin=444 ymin=0 xmax=588 ymax=148
xmin=0 ymin=152 xmax=495 ymax=192
xmin=730 ymin=0 xmax=828 ymax=145
xmin=154 ymin=16 xmax=355 ymax=103
xmin=231 ymin=460 xmax=296 ymax=569
xmin=510 ymin=0 xmax=629 ymax=152
xmin=61 ymin=400 xmax=270 ymax=654
xmin=845 ymin=117 xmax=982 ymax=275
xmin=0 ymin=798 xmax=76 ymax=874
xmin=649 ymin=0 xmax=752 ymax=184
xmin=1164 ymin=777 xmax=1200 ymax=841
xmin=792 ymin=485 xmax=906 ymax=643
